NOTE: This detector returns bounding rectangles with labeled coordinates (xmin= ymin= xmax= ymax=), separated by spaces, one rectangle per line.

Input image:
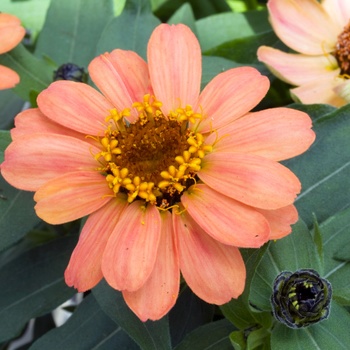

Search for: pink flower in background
xmin=258 ymin=0 xmax=350 ymax=107
xmin=1 ymin=23 xmax=315 ymax=321
xmin=0 ymin=13 xmax=25 ymax=90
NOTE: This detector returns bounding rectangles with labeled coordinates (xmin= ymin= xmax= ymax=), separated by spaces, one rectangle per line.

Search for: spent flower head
xmin=1 ymin=24 xmax=315 ymax=321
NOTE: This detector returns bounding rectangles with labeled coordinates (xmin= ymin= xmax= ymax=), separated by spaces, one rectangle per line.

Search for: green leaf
xmin=0 ymin=90 xmax=24 ymax=129
xmin=196 ymin=10 xmax=270 ymax=52
xmin=96 ymin=0 xmax=161 ymax=59
xmin=0 ymin=131 xmax=11 ymax=164
xmin=35 ymin=0 xmax=114 ymax=68
xmin=92 ymin=279 xmax=172 ymax=350
xmin=201 ymin=56 xmax=242 ymax=89
xmin=284 ymin=104 xmax=350 ymax=227
xmin=30 ymin=294 xmax=139 ymax=350
xmin=0 ymin=174 xmax=41 ymax=252
xmin=0 ymin=235 xmax=77 ymax=342
xmin=174 ymin=319 xmax=235 ymax=350
xmin=0 ymin=44 xmax=52 ymax=101
xmin=0 ymin=0 xmax=51 ymax=39
xmin=168 ymin=3 xmax=197 ymax=36
xmin=271 ymin=302 xmax=350 ymax=350
xmin=249 ymin=219 xmax=323 ymax=312
xmin=229 ymin=330 xmax=246 ymax=350
xmin=316 ymin=207 xmax=350 ymax=305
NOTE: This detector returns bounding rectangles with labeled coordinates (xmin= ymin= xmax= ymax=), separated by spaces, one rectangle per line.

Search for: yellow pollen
xmin=90 ymin=94 xmax=214 ymax=208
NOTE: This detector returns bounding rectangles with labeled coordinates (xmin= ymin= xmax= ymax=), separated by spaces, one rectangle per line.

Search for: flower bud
xmin=271 ymin=269 xmax=332 ymax=328
xmin=53 ymin=63 xmax=87 ymax=82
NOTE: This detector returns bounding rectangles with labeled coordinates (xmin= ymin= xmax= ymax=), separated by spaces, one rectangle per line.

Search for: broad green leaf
xmin=196 ymin=10 xmax=270 ymax=52
xmin=1 ymin=0 xmax=51 ymax=39
xmin=0 ymin=44 xmax=52 ymax=101
xmin=0 ymin=235 xmax=77 ymax=342
xmin=35 ymin=0 xmax=114 ymax=68
xmin=174 ymin=319 xmax=235 ymax=350
xmin=0 ymin=175 xmax=41 ymax=252
xmin=30 ymin=294 xmax=139 ymax=350
xmin=284 ymin=104 xmax=350 ymax=227
xmin=96 ymin=0 xmax=161 ymax=59
xmin=169 ymin=287 xmax=214 ymax=347
xmin=204 ymin=31 xmax=279 ymax=64
xmin=168 ymin=3 xmax=197 ymax=35
xmin=0 ymin=131 xmax=11 ymax=164
xmin=221 ymin=246 xmax=269 ymax=330
xmin=316 ymin=207 xmax=350 ymax=305
xmin=92 ymin=279 xmax=172 ymax=350
xmin=0 ymin=90 xmax=24 ymax=129
xmin=201 ymin=56 xmax=242 ymax=89
xmin=271 ymin=302 xmax=350 ymax=350
xmin=249 ymin=220 xmax=323 ymax=311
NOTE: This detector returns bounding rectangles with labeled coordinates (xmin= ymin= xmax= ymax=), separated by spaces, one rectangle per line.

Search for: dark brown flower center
xmin=335 ymin=21 xmax=350 ymax=75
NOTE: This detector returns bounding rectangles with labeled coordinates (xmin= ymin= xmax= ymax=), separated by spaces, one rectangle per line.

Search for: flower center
xmin=335 ymin=21 xmax=350 ymax=75
xmin=92 ymin=94 xmax=212 ymax=208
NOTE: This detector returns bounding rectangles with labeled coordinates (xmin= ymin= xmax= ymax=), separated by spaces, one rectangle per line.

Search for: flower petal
xmin=148 ymin=24 xmax=201 ymax=116
xmin=257 ymin=46 xmax=339 ymax=86
xmin=37 ymin=80 xmax=114 ymax=135
xmin=207 ymin=107 xmax=315 ymax=161
xmin=65 ymin=198 xmax=128 ymax=292
xmin=290 ymin=78 xmax=347 ymax=107
xmin=173 ymin=210 xmax=246 ymax=304
xmin=1 ymin=134 xmax=99 ymax=191
xmin=34 ymin=171 xmax=112 ymax=224
xmin=0 ymin=13 xmax=25 ymax=54
xmin=89 ymin=50 xmax=151 ymax=121
xmin=0 ymin=65 xmax=20 ymax=89
xmin=323 ymin=0 xmax=350 ymax=30
xmin=181 ymin=184 xmax=270 ymax=247
xmin=11 ymin=108 xmax=86 ymax=141
xmin=197 ymin=67 xmax=269 ymax=133
xmin=123 ymin=211 xmax=179 ymax=321
xmin=199 ymin=152 xmax=301 ymax=210
xmin=102 ymin=202 xmax=161 ymax=292
xmin=268 ymin=0 xmax=338 ymax=55
xmin=256 ymin=205 xmax=298 ymax=240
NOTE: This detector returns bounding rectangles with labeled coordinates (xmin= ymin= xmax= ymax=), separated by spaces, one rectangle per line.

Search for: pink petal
xmin=206 ymin=107 xmax=315 ymax=161
xmin=181 ymin=184 xmax=270 ymax=247
xmin=0 ymin=13 xmax=25 ymax=54
xmin=11 ymin=108 xmax=86 ymax=141
xmin=256 ymin=205 xmax=298 ymax=240
xmin=323 ymin=0 xmax=350 ymax=30
xmin=37 ymin=81 xmax=114 ymax=135
xmin=89 ymin=50 xmax=151 ymax=121
xmin=1 ymin=134 xmax=99 ymax=191
xmin=268 ymin=0 xmax=338 ymax=55
xmin=257 ymin=46 xmax=339 ymax=86
xmin=173 ymin=210 xmax=246 ymax=304
xmin=290 ymin=77 xmax=347 ymax=107
xmin=147 ymin=24 xmax=201 ymax=116
xmin=123 ymin=211 xmax=179 ymax=321
xmin=199 ymin=152 xmax=301 ymax=210
xmin=0 ymin=65 xmax=20 ymax=90
xmin=196 ymin=67 xmax=269 ymax=133
xmin=102 ymin=202 xmax=161 ymax=292
xmin=65 ymin=198 xmax=128 ymax=292
xmin=34 ymin=171 xmax=112 ymax=224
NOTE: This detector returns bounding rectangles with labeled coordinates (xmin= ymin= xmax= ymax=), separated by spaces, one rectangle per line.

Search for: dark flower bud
xmin=53 ymin=63 xmax=87 ymax=83
xmin=271 ymin=269 xmax=332 ymax=328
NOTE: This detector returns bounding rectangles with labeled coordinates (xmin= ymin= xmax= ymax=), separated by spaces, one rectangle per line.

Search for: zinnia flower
xmin=258 ymin=0 xmax=350 ymax=107
xmin=1 ymin=24 xmax=315 ymax=321
xmin=0 ymin=13 xmax=25 ymax=90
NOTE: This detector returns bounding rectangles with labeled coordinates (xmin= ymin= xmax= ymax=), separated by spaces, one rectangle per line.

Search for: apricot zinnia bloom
xmin=0 ymin=13 xmax=25 ymax=90
xmin=1 ymin=24 xmax=315 ymax=321
xmin=258 ymin=0 xmax=350 ymax=107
